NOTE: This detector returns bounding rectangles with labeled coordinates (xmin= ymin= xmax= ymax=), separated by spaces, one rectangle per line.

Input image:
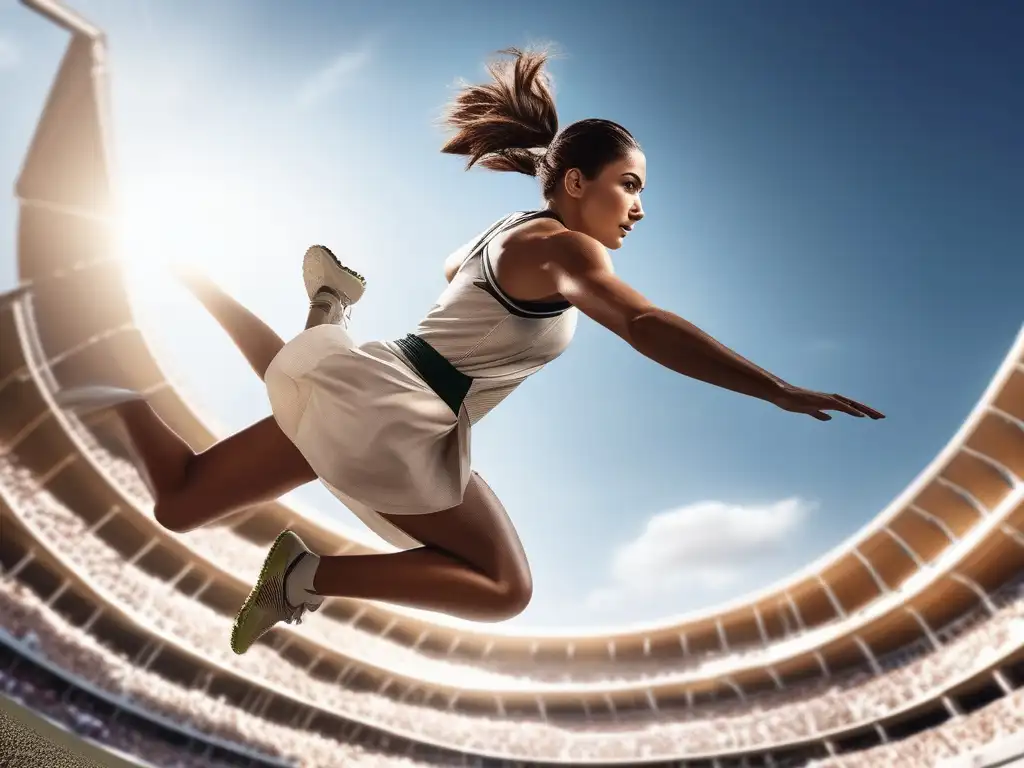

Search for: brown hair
xmin=442 ymin=48 xmax=640 ymax=199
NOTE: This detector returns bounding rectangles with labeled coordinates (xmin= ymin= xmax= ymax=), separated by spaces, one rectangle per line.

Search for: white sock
xmin=285 ymin=552 xmax=321 ymax=608
xmin=310 ymin=289 xmax=346 ymax=325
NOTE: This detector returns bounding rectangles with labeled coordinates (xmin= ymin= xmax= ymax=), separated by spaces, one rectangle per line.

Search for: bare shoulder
xmin=495 ymin=215 xmax=563 ymax=251
xmin=499 ymin=220 xmax=613 ymax=275
xmin=491 ymin=219 xmax=611 ymax=301
xmin=445 ymin=217 xmax=569 ymax=284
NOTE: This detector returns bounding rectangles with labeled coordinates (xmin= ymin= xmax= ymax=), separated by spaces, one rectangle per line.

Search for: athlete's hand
xmin=772 ymin=385 xmax=884 ymax=422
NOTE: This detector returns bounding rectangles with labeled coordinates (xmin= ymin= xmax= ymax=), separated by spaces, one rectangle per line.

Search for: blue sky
xmin=1 ymin=0 xmax=1021 ymax=630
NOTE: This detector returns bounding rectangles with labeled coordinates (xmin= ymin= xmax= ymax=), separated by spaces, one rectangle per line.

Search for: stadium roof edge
xmin=21 ymin=0 xmax=104 ymax=41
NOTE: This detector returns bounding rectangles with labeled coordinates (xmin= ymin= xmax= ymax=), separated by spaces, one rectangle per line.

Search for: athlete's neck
xmin=544 ymin=203 xmax=576 ymax=230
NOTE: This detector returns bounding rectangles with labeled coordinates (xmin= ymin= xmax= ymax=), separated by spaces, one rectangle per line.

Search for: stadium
xmin=1 ymin=1 xmax=1022 ymax=766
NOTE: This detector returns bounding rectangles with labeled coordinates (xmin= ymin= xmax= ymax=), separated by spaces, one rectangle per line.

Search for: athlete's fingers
xmin=821 ymin=394 xmax=865 ymax=418
xmin=792 ymin=392 xmax=848 ymax=416
xmin=834 ymin=394 xmax=885 ymax=419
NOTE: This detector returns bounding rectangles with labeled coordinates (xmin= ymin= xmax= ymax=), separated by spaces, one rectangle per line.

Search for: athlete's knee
xmin=486 ymin=570 xmax=533 ymax=622
xmin=504 ymin=576 xmax=534 ymax=617
xmin=153 ymin=495 xmax=199 ymax=534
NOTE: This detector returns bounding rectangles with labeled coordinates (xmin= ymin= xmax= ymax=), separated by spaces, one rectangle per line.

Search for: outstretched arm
xmin=174 ymin=266 xmax=286 ymax=382
xmin=540 ymin=231 xmax=786 ymax=403
xmin=538 ymin=232 xmax=883 ymax=421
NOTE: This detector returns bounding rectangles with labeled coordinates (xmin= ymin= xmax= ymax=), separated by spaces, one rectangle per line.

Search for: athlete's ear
xmin=563 ymin=168 xmax=586 ymax=199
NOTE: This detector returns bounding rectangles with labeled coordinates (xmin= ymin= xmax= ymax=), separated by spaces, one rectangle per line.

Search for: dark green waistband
xmin=392 ymin=334 xmax=472 ymax=417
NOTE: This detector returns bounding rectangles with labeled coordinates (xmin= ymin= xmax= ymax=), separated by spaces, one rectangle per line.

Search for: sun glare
xmin=114 ymin=166 xmax=310 ymax=313
xmin=112 ymin=159 xmax=333 ymax=347
xmin=117 ymin=172 xmax=242 ymax=288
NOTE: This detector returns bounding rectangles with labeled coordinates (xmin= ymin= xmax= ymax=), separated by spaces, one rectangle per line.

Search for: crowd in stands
xmin=810 ymin=688 xmax=1024 ymax=767
xmin=1 ymin=661 xmax=267 ymax=768
xmin=3 ymin=577 xmax=1023 ymax=768
xmin=0 ymin=581 xmax=442 ymax=767
xmin=3 ymin=451 xmax=1023 ymax=762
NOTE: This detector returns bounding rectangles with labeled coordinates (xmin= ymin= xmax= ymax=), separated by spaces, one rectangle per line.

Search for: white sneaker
xmin=230 ymin=530 xmax=324 ymax=655
xmin=302 ymin=245 xmax=366 ymax=324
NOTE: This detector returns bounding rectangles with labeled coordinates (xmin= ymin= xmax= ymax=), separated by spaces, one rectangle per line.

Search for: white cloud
xmin=0 ymin=36 xmax=21 ymax=70
xmin=586 ymin=497 xmax=813 ymax=611
xmin=296 ymin=45 xmax=372 ymax=108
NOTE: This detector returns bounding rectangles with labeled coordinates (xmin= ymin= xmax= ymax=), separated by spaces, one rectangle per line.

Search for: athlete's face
xmin=565 ymin=149 xmax=646 ymax=250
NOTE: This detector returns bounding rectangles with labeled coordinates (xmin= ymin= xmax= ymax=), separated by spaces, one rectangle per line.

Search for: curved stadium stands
xmin=1 ymin=1 xmax=1022 ymax=766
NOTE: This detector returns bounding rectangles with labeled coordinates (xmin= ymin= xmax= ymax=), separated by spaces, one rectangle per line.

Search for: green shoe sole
xmin=230 ymin=530 xmax=294 ymax=655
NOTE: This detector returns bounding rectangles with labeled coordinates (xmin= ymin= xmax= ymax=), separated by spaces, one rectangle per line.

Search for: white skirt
xmin=264 ymin=324 xmax=472 ymax=549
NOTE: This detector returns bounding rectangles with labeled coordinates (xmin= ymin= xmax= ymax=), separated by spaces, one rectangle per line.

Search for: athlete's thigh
xmin=169 ymin=415 xmax=317 ymax=520
xmin=380 ymin=472 xmax=531 ymax=586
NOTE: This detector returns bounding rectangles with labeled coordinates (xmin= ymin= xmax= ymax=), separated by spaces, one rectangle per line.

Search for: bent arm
xmin=444 ymin=241 xmax=475 ymax=283
xmin=541 ymin=232 xmax=787 ymax=403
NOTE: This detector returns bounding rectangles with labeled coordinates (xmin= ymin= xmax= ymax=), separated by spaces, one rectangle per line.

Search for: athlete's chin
xmin=603 ymin=234 xmax=625 ymax=250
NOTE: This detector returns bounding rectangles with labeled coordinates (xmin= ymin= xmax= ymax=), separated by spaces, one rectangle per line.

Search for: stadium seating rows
xmin=3 ymin=454 xmax=1022 ymax=763
xmin=2 ymin=581 xmax=1022 ymax=768
xmin=70 ymin=425 xmax=1017 ymax=689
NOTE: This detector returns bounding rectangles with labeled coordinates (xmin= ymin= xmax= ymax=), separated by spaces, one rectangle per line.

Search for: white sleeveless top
xmin=265 ymin=210 xmax=578 ymax=546
xmin=392 ymin=210 xmax=579 ymax=425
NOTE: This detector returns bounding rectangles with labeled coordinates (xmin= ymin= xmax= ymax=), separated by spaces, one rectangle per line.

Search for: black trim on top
xmin=392 ymin=334 xmax=472 ymax=417
xmin=473 ymin=210 xmax=573 ymax=318
xmin=463 ymin=214 xmax=517 ymax=265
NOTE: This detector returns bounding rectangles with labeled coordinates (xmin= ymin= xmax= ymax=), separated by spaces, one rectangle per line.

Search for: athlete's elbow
xmin=623 ymin=305 xmax=667 ymax=347
xmin=624 ymin=307 xmax=710 ymax=370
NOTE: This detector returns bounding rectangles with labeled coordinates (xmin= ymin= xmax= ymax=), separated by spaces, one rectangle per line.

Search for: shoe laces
xmin=285 ymin=594 xmax=324 ymax=626
xmin=342 ymin=304 xmax=354 ymax=328
xmin=285 ymin=603 xmax=308 ymax=626
xmin=310 ymin=289 xmax=352 ymax=328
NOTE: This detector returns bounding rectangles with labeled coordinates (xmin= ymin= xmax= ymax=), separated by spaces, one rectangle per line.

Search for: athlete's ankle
xmin=304 ymin=287 xmax=350 ymax=329
xmin=285 ymin=551 xmax=322 ymax=607
xmin=304 ymin=304 xmax=331 ymax=329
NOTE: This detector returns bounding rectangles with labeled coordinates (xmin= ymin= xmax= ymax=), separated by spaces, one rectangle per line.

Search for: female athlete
xmin=57 ymin=49 xmax=883 ymax=655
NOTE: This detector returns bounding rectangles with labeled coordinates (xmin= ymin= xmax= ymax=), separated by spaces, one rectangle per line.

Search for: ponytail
xmin=441 ymin=48 xmax=558 ymax=177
